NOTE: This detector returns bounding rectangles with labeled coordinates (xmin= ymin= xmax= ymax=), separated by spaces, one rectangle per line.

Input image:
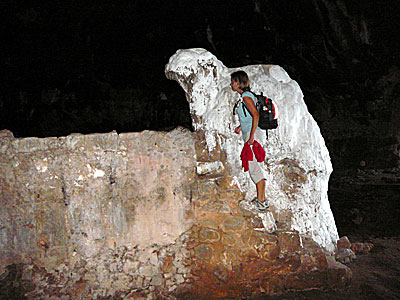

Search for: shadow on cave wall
xmin=2 ymin=78 xmax=193 ymax=138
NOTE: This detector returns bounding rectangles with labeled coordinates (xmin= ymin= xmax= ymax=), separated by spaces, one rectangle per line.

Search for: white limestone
xmin=196 ymin=161 xmax=224 ymax=175
xmin=165 ymin=48 xmax=338 ymax=251
xmin=260 ymin=211 xmax=277 ymax=233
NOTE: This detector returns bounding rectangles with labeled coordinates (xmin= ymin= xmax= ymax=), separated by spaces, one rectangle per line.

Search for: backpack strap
xmin=242 ymin=102 xmax=249 ymax=117
xmin=232 ymin=97 xmax=251 ymax=117
xmin=241 ymin=90 xmax=256 ymax=117
xmin=233 ymin=99 xmax=241 ymax=115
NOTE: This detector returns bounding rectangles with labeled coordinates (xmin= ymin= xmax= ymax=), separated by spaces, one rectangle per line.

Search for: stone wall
xmin=0 ymin=128 xmax=350 ymax=299
xmin=0 ymin=128 xmax=195 ymax=267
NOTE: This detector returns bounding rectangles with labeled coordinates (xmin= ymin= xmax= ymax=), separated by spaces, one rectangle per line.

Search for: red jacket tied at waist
xmin=240 ymin=140 xmax=266 ymax=172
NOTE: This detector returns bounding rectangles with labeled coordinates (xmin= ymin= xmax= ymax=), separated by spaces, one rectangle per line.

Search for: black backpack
xmin=235 ymin=90 xmax=278 ymax=130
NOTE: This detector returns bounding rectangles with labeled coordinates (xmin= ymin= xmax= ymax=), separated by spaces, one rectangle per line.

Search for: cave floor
xmin=261 ymin=237 xmax=400 ymax=300
xmin=262 ymin=170 xmax=400 ymax=300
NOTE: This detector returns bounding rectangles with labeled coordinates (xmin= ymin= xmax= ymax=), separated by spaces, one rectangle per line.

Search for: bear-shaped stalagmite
xmin=165 ymin=48 xmax=338 ymax=252
xmin=161 ymin=48 xmax=350 ymax=298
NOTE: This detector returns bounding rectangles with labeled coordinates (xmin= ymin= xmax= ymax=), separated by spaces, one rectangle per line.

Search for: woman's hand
xmin=234 ymin=126 xmax=242 ymax=134
xmin=247 ymin=134 xmax=255 ymax=145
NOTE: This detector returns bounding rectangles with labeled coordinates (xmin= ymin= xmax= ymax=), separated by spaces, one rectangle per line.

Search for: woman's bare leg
xmin=256 ymin=179 xmax=266 ymax=203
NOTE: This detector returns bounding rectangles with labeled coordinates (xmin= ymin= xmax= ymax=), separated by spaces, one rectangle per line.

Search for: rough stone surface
xmin=0 ymin=49 xmax=351 ymax=299
xmin=337 ymin=236 xmax=352 ymax=250
xmin=0 ymin=128 xmax=196 ymax=266
xmin=0 ymin=126 xmax=351 ymax=299
xmin=336 ymin=248 xmax=357 ymax=264
xmin=351 ymin=242 xmax=374 ymax=254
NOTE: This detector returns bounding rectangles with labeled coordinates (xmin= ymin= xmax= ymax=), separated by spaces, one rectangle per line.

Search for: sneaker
xmin=251 ymin=198 xmax=269 ymax=211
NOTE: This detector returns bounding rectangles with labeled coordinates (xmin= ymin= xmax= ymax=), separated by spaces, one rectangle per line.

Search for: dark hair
xmin=231 ymin=71 xmax=250 ymax=89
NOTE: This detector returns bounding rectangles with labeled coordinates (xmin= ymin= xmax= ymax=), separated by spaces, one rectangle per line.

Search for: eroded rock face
xmin=165 ymin=48 xmax=338 ymax=252
xmin=0 ymin=128 xmax=195 ymax=265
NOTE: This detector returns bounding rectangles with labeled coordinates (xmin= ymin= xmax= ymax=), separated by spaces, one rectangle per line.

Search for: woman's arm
xmin=242 ymin=96 xmax=259 ymax=144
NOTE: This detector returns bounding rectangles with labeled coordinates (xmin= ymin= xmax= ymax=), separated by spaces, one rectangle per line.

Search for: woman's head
xmin=230 ymin=71 xmax=250 ymax=92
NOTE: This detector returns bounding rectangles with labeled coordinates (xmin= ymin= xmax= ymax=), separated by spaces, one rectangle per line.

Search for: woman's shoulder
xmin=242 ymin=91 xmax=256 ymax=100
xmin=242 ymin=91 xmax=252 ymax=96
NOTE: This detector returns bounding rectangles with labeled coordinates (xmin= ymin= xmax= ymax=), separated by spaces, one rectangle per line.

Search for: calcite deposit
xmin=0 ymin=49 xmax=350 ymax=299
xmin=165 ymin=48 xmax=338 ymax=252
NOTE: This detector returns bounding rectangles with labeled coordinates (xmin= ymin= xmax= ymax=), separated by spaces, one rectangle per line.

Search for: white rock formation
xmin=165 ymin=48 xmax=338 ymax=252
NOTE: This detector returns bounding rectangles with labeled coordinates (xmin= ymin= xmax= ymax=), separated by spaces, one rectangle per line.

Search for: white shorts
xmin=242 ymin=128 xmax=266 ymax=184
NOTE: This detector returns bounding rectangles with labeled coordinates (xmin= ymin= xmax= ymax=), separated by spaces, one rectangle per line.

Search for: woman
xmin=231 ymin=70 xmax=268 ymax=211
